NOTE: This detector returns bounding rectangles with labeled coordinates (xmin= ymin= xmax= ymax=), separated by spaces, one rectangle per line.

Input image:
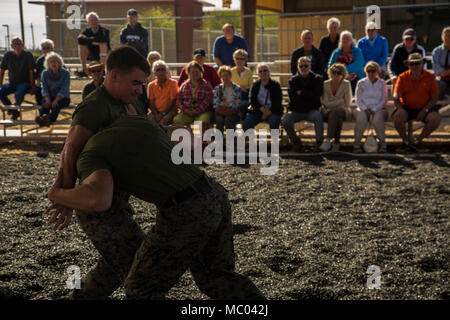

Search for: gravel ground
xmin=0 ymin=142 xmax=449 ymax=300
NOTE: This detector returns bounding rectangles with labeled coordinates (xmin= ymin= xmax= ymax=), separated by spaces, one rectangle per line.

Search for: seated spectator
xmin=35 ymin=39 xmax=54 ymax=105
xmin=230 ymin=49 xmax=253 ymax=120
xmin=178 ymin=48 xmax=221 ymax=89
xmin=120 ymin=9 xmax=149 ymax=58
xmin=82 ymin=61 xmax=104 ymax=100
xmin=147 ymin=50 xmax=161 ymax=80
xmin=213 ymin=23 xmax=250 ymax=67
xmin=283 ymin=57 xmax=324 ymax=152
xmin=320 ymin=63 xmax=352 ymax=152
xmin=0 ymin=37 xmax=35 ymax=120
xmin=36 ymin=52 xmax=70 ymax=126
xmin=319 ymin=18 xmax=341 ymax=67
xmin=173 ymin=61 xmax=213 ymax=134
xmin=329 ymin=30 xmax=365 ymax=94
xmin=76 ymin=12 xmax=110 ymax=77
xmin=388 ymin=28 xmax=426 ymax=88
xmin=392 ymin=53 xmax=441 ymax=151
xmin=353 ymin=61 xmax=388 ymax=153
xmin=290 ymin=29 xmax=326 ymax=77
xmin=213 ymin=66 xmax=241 ymax=133
xmin=357 ymin=22 xmax=389 ymax=78
xmin=244 ymin=64 xmax=282 ymax=131
xmin=432 ymin=26 xmax=450 ymax=100
xmin=147 ymin=60 xmax=178 ymax=125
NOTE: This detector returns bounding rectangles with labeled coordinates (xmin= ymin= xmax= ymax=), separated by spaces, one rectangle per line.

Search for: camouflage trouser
xmin=123 ymin=177 xmax=265 ymax=300
xmin=70 ymin=192 xmax=145 ymax=299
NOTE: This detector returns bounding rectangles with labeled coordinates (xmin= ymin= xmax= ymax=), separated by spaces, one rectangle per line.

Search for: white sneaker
xmin=319 ymin=139 xmax=331 ymax=152
xmin=331 ymin=142 xmax=340 ymax=152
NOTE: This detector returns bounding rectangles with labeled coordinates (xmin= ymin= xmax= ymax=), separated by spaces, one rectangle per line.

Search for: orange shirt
xmin=147 ymin=78 xmax=179 ymax=112
xmin=394 ymin=69 xmax=439 ymax=110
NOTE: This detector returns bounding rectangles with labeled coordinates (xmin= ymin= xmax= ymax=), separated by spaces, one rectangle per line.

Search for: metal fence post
xmin=259 ymin=14 xmax=264 ymax=62
xmin=149 ymin=18 xmax=153 ymax=50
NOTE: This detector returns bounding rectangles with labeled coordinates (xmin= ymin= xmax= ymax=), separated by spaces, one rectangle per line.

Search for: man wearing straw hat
xmin=82 ymin=61 xmax=105 ymax=100
xmin=392 ymin=53 xmax=441 ymax=152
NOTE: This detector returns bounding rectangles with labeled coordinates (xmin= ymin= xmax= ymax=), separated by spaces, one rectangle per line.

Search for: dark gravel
xmin=0 ymin=142 xmax=449 ymax=300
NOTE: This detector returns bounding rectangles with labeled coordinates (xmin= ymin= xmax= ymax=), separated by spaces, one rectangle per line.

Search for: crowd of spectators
xmin=0 ymin=11 xmax=449 ymax=153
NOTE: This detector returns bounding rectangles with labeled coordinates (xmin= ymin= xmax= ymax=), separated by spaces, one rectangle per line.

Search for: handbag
xmin=363 ymin=116 xmax=379 ymax=153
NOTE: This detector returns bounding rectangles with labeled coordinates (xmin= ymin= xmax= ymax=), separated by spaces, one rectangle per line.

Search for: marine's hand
xmin=45 ymin=203 xmax=73 ymax=231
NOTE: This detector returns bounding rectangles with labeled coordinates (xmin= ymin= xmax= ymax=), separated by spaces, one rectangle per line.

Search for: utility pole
xmin=30 ymin=23 xmax=35 ymax=49
xmin=2 ymin=24 xmax=10 ymax=50
xmin=19 ymin=0 xmax=25 ymax=45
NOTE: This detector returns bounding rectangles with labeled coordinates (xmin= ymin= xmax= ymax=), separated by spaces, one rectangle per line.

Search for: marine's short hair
xmin=106 ymin=45 xmax=150 ymax=75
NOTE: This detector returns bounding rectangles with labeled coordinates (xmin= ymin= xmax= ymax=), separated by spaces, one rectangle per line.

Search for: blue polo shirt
xmin=213 ymin=35 xmax=250 ymax=66
xmin=357 ymin=34 xmax=389 ymax=67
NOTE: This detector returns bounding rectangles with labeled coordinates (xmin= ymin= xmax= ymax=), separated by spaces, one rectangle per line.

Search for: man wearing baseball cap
xmin=177 ymin=48 xmax=221 ymax=88
xmin=392 ymin=53 xmax=441 ymax=152
xmin=388 ymin=28 xmax=426 ymax=86
xmin=120 ymin=9 xmax=149 ymax=58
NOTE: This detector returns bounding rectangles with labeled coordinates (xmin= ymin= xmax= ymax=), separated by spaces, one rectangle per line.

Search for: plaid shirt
xmin=176 ymin=78 xmax=213 ymax=113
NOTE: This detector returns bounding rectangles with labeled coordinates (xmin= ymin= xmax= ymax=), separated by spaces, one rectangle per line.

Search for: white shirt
xmin=355 ymin=77 xmax=388 ymax=113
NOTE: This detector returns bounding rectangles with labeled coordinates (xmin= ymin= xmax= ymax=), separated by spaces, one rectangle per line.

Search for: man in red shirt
xmin=392 ymin=53 xmax=440 ymax=151
xmin=177 ymin=48 xmax=221 ymax=88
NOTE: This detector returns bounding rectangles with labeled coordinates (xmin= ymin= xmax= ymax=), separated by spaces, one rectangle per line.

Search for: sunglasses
xmin=42 ymin=46 xmax=51 ymax=50
xmin=235 ymin=57 xmax=246 ymax=60
xmin=90 ymin=69 xmax=102 ymax=73
xmin=155 ymin=68 xmax=166 ymax=72
xmin=367 ymin=29 xmax=376 ymax=32
xmin=298 ymin=64 xmax=310 ymax=69
xmin=332 ymin=71 xmax=343 ymax=75
xmin=258 ymin=69 xmax=269 ymax=73
xmin=409 ymin=62 xmax=422 ymax=66
xmin=366 ymin=69 xmax=377 ymax=73
xmin=404 ymin=38 xmax=414 ymax=41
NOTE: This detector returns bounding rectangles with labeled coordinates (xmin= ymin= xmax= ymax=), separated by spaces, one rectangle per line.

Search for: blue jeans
xmin=244 ymin=112 xmax=281 ymax=130
xmin=39 ymin=96 xmax=70 ymax=122
xmin=281 ymin=110 xmax=324 ymax=145
xmin=0 ymin=82 xmax=30 ymax=114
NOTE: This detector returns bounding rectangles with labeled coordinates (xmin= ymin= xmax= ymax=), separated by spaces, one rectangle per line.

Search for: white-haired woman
xmin=36 ymin=52 xmax=70 ymax=126
xmin=35 ymin=38 xmax=55 ymax=105
xmin=319 ymin=17 xmax=341 ymax=64
xmin=244 ymin=63 xmax=283 ymax=130
xmin=328 ymin=30 xmax=365 ymax=93
xmin=353 ymin=61 xmax=388 ymax=153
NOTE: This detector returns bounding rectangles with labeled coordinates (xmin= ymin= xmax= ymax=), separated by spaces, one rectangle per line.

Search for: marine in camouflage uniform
xmin=54 ymin=115 xmax=265 ymax=299
xmin=68 ymin=85 xmax=148 ymax=299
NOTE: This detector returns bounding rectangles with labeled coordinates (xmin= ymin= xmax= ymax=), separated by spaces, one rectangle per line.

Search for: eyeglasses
xmin=155 ymin=68 xmax=166 ymax=72
xmin=404 ymin=38 xmax=414 ymax=41
xmin=332 ymin=71 xmax=343 ymax=75
xmin=258 ymin=69 xmax=269 ymax=73
xmin=298 ymin=64 xmax=310 ymax=69
xmin=409 ymin=62 xmax=422 ymax=66
xmin=90 ymin=69 xmax=102 ymax=73
xmin=367 ymin=29 xmax=376 ymax=32
xmin=366 ymin=69 xmax=377 ymax=73
xmin=42 ymin=46 xmax=51 ymax=50
xmin=235 ymin=57 xmax=246 ymax=60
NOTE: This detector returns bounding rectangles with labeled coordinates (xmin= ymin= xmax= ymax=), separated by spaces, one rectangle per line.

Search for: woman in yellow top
xmin=231 ymin=49 xmax=253 ymax=120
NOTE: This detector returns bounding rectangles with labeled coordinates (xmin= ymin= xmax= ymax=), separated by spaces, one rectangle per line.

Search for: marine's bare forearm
xmin=57 ymin=125 xmax=95 ymax=188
